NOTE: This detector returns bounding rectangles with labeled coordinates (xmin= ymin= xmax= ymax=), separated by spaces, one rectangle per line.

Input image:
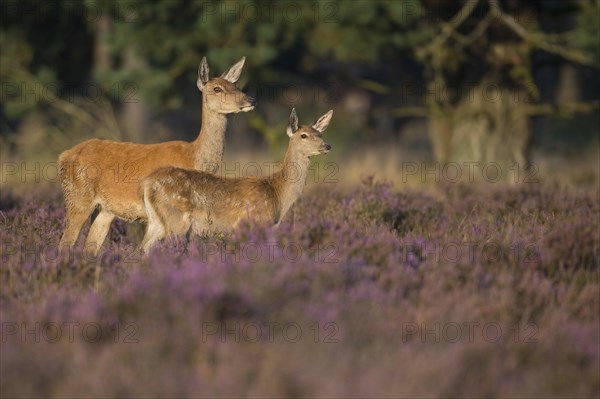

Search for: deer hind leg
xmin=140 ymin=183 xmax=166 ymax=254
xmin=84 ymin=210 xmax=115 ymax=255
xmin=141 ymin=204 xmax=191 ymax=254
xmin=141 ymin=221 xmax=165 ymax=254
xmin=141 ymin=209 xmax=167 ymax=254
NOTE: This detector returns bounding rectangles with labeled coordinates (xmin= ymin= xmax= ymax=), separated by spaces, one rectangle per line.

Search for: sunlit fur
xmin=58 ymin=57 xmax=256 ymax=255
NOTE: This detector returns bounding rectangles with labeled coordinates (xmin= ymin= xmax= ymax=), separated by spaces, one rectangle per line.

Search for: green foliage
xmin=2 ymin=0 xmax=595 ymax=109
xmin=1 ymin=0 xmax=598 ymax=156
xmin=86 ymin=0 xmax=423 ymax=105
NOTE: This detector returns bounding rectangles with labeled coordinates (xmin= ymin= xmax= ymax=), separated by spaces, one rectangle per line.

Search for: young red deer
xmin=140 ymin=108 xmax=333 ymax=253
xmin=59 ymin=57 xmax=256 ymax=254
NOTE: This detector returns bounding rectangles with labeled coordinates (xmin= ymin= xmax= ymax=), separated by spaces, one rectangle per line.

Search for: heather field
xmin=3 ymin=0 xmax=600 ymax=397
xmin=1 ymin=176 xmax=598 ymax=398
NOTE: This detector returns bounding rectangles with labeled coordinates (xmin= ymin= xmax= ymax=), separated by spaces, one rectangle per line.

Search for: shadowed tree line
xmin=1 ymin=0 xmax=598 ymax=168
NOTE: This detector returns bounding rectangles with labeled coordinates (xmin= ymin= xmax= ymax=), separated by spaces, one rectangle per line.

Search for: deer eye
xmin=214 ymin=87 xmax=223 ymax=93
xmin=300 ymin=134 xmax=308 ymax=139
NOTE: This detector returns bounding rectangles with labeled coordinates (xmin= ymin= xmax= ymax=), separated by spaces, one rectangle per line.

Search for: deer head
xmin=197 ymin=56 xmax=256 ymax=114
xmin=286 ymin=108 xmax=333 ymax=156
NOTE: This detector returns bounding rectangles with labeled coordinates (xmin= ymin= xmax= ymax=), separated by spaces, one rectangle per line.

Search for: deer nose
xmin=247 ymin=96 xmax=257 ymax=106
xmin=325 ymin=143 xmax=332 ymax=151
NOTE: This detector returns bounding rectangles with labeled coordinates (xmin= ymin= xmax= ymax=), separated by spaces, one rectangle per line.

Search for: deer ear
xmin=197 ymin=57 xmax=210 ymax=91
xmin=286 ymin=108 xmax=299 ymax=137
xmin=220 ymin=56 xmax=245 ymax=83
xmin=311 ymin=110 xmax=333 ymax=132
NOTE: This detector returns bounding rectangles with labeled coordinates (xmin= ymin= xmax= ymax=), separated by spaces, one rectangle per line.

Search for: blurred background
xmin=1 ymin=0 xmax=599 ymax=191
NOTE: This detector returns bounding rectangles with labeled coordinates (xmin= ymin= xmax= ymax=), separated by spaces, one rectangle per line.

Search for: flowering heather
xmin=1 ymin=180 xmax=598 ymax=398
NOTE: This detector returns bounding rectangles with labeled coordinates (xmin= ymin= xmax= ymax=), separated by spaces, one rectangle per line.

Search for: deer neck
xmin=192 ymin=97 xmax=228 ymax=172
xmin=273 ymin=146 xmax=310 ymax=222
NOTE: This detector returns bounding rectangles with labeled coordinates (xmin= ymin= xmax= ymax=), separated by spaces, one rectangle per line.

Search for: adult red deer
xmin=59 ymin=57 xmax=256 ymax=254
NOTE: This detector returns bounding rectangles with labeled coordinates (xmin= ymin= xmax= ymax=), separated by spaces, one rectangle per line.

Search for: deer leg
xmin=60 ymin=204 xmax=93 ymax=249
xmin=140 ymin=184 xmax=167 ymax=254
xmin=140 ymin=218 xmax=166 ymax=254
xmin=59 ymin=163 xmax=95 ymax=250
xmin=84 ymin=210 xmax=115 ymax=255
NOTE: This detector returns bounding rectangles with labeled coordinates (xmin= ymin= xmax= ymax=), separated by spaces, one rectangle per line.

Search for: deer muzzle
xmin=240 ymin=96 xmax=257 ymax=111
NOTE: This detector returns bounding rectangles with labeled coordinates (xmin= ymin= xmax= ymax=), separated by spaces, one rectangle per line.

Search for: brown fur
xmin=140 ymin=108 xmax=333 ymax=253
xmin=58 ymin=57 xmax=255 ymax=254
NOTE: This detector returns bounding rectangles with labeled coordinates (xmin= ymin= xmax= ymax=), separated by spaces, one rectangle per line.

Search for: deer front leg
xmin=84 ymin=210 xmax=115 ymax=255
xmin=60 ymin=204 xmax=94 ymax=250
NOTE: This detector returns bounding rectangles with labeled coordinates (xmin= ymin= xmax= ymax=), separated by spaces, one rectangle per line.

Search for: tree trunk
xmin=428 ymin=81 xmax=531 ymax=176
xmin=120 ymin=48 xmax=150 ymax=143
